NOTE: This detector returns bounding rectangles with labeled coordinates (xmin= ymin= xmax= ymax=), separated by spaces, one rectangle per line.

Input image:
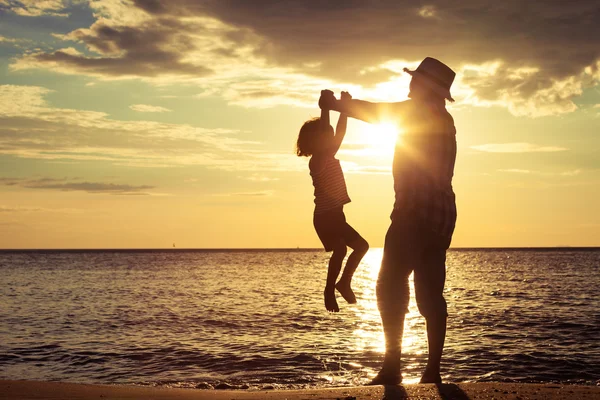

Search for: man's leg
xmin=414 ymin=240 xmax=448 ymax=384
xmin=369 ymin=220 xmax=412 ymax=385
xmin=422 ymin=315 xmax=446 ymax=383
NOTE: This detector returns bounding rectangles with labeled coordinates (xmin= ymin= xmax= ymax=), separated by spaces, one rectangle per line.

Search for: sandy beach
xmin=2 ymin=380 xmax=600 ymax=400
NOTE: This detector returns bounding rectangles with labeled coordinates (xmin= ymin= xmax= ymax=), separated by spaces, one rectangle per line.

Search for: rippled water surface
xmin=1 ymin=248 xmax=599 ymax=388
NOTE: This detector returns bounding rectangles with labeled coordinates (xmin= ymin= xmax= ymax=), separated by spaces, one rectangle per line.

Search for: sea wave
xmin=1 ymin=249 xmax=599 ymax=388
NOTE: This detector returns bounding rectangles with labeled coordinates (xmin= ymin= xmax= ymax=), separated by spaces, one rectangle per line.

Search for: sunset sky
xmin=1 ymin=0 xmax=599 ymax=248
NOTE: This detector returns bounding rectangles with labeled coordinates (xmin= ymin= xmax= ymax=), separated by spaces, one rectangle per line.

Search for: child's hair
xmin=296 ymin=117 xmax=324 ymax=157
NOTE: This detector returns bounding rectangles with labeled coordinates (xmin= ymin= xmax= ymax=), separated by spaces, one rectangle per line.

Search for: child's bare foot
xmin=324 ymin=288 xmax=339 ymax=312
xmin=335 ymin=280 xmax=357 ymax=304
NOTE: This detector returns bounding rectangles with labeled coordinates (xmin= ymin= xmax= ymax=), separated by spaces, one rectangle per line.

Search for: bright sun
xmin=357 ymin=121 xmax=401 ymax=158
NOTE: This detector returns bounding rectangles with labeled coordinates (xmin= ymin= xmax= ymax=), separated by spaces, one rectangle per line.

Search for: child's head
xmin=296 ymin=118 xmax=334 ymax=157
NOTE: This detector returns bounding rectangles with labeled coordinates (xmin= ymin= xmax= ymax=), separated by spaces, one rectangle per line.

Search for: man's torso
xmin=392 ymin=100 xmax=457 ymax=238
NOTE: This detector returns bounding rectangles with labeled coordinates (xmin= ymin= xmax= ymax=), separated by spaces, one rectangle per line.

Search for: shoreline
xmin=2 ymin=380 xmax=600 ymax=400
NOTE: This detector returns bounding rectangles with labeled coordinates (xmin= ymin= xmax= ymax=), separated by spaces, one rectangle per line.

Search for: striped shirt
xmin=393 ymin=101 xmax=457 ymax=239
xmin=310 ymin=156 xmax=351 ymax=214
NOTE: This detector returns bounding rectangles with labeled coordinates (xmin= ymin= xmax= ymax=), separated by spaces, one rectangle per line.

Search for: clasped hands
xmin=319 ymin=89 xmax=351 ymax=111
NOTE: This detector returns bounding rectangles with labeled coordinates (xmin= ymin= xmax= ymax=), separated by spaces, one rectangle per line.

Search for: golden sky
xmin=1 ymin=0 xmax=599 ymax=248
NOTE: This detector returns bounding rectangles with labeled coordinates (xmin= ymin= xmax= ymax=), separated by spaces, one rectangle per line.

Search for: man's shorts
xmin=313 ymin=207 xmax=361 ymax=252
xmin=379 ymin=207 xmax=455 ymax=318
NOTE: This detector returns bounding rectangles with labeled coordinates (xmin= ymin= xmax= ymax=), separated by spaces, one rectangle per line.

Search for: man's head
xmin=405 ymin=57 xmax=455 ymax=103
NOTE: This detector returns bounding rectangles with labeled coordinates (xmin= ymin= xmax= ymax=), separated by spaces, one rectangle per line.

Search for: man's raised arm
xmin=319 ymin=91 xmax=410 ymax=124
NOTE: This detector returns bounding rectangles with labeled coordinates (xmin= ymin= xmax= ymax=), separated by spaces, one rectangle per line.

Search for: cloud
xmin=0 ymin=35 xmax=36 ymax=51
xmin=0 ymin=35 xmax=23 ymax=44
xmin=7 ymin=1 xmax=599 ymax=116
xmin=340 ymin=161 xmax=392 ymax=175
xmin=417 ymin=5 xmax=438 ymax=18
xmin=0 ymin=177 xmax=155 ymax=195
xmin=498 ymin=169 xmax=532 ymax=174
xmin=498 ymin=169 xmax=582 ymax=176
xmin=0 ymin=0 xmax=71 ymax=17
xmin=560 ymin=169 xmax=583 ymax=177
xmin=130 ymin=104 xmax=171 ymax=113
xmin=216 ymin=190 xmax=274 ymax=197
xmin=508 ymin=180 xmax=599 ymax=189
xmin=338 ymin=145 xmax=395 ymax=159
xmin=242 ymin=174 xmax=280 ymax=182
xmin=0 ymin=84 xmax=305 ymax=172
xmin=348 ymin=166 xmax=392 ymax=175
xmin=196 ymin=1 xmax=600 ymax=83
xmin=458 ymin=62 xmax=600 ymax=116
xmin=0 ymin=205 xmax=43 ymax=212
xmin=471 ymin=143 xmax=568 ymax=153
xmin=0 ymin=205 xmax=82 ymax=213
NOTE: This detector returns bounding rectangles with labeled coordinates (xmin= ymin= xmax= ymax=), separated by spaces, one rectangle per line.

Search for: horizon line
xmin=0 ymin=246 xmax=599 ymax=252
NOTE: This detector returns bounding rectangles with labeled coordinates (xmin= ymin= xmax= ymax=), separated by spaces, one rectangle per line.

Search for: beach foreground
xmin=2 ymin=380 xmax=599 ymax=400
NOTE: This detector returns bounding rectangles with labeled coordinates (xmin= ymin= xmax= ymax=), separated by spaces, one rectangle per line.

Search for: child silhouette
xmin=296 ymin=90 xmax=369 ymax=312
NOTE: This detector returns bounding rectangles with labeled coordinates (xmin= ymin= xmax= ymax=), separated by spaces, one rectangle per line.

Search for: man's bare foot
xmin=419 ymin=369 xmax=442 ymax=384
xmin=324 ymin=288 xmax=339 ymax=312
xmin=367 ymin=369 xmax=402 ymax=386
xmin=335 ymin=281 xmax=357 ymax=304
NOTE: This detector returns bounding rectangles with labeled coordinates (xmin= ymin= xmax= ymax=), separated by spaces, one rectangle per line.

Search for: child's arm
xmin=320 ymin=89 xmax=332 ymax=131
xmin=309 ymin=90 xmax=334 ymax=173
xmin=329 ymin=91 xmax=351 ymax=155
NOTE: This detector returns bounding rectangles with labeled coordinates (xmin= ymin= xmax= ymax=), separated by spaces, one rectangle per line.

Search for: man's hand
xmin=319 ymin=89 xmax=336 ymax=110
xmin=340 ymin=91 xmax=352 ymax=101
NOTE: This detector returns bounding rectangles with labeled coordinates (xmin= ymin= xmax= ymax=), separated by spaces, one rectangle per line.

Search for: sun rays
xmin=347 ymin=121 xmax=402 ymax=159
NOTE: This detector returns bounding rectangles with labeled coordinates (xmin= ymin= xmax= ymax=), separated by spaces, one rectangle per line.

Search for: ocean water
xmin=1 ymin=248 xmax=599 ymax=389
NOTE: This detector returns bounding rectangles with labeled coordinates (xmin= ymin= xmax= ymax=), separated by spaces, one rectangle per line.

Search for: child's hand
xmin=319 ymin=89 xmax=336 ymax=110
xmin=340 ymin=91 xmax=352 ymax=100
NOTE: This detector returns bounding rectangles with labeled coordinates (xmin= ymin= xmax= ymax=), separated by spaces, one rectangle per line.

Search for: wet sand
xmin=2 ymin=380 xmax=599 ymax=400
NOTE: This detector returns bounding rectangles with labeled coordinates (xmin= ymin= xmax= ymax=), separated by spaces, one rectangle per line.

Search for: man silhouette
xmin=319 ymin=57 xmax=457 ymax=384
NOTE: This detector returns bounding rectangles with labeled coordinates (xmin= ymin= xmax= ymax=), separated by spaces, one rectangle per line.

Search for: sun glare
xmin=357 ymin=121 xmax=401 ymax=158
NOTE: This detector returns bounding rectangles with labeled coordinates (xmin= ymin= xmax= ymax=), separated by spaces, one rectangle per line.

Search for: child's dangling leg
xmin=324 ymin=241 xmax=347 ymax=312
xmin=336 ymin=237 xmax=369 ymax=304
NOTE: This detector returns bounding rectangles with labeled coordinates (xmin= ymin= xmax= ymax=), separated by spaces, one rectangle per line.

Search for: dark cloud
xmin=30 ymin=18 xmax=213 ymax=77
xmin=0 ymin=177 xmax=155 ymax=195
xmin=9 ymin=0 xmax=600 ymax=114
xmin=142 ymin=0 xmax=600 ymax=80
xmin=132 ymin=0 xmax=170 ymax=15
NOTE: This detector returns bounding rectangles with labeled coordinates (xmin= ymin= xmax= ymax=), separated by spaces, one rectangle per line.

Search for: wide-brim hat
xmin=403 ymin=57 xmax=455 ymax=102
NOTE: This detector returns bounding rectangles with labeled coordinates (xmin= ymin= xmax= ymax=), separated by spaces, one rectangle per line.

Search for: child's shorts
xmin=313 ymin=207 xmax=362 ymax=251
